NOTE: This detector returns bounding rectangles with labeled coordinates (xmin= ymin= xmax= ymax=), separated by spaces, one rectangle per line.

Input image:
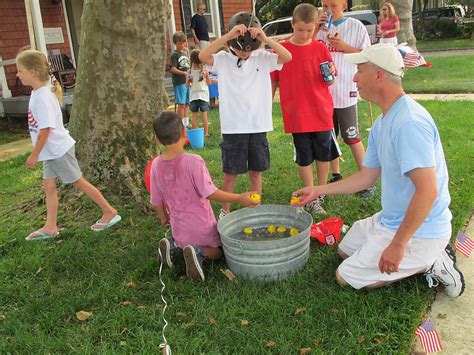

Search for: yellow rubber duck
xmin=267 ymin=224 xmax=276 ymax=234
xmin=290 ymin=195 xmax=300 ymax=205
xmin=277 ymin=226 xmax=287 ymax=233
xmin=250 ymin=193 xmax=261 ymax=202
xmin=243 ymin=228 xmax=253 ymax=234
xmin=290 ymin=228 xmax=299 ymax=236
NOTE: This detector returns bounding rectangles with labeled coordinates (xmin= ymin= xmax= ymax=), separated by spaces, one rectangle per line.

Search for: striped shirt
xmin=316 ymin=17 xmax=371 ymax=108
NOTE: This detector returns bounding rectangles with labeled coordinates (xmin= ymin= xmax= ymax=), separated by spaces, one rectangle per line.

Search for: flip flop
xmin=26 ymin=230 xmax=59 ymax=241
xmin=90 ymin=214 xmax=122 ymax=232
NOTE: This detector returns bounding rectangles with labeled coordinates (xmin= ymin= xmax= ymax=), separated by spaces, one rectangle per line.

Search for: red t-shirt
xmin=379 ymin=16 xmax=399 ymax=38
xmin=271 ymin=40 xmax=334 ymax=133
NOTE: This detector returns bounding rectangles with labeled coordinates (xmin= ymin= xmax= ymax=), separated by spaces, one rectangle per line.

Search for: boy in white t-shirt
xmin=199 ymin=12 xmax=292 ymax=218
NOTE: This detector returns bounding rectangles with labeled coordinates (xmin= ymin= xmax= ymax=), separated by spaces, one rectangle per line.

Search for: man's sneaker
xmin=183 ymin=245 xmax=205 ymax=281
xmin=359 ymin=186 xmax=377 ymax=200
xmin=424 ymin=249 xmax=465 ymax=298
xmin=158 ymin=235 xmax=179 ymax=268
xmin=218 ymin=208 xmax=229 ymax=220
xmin=328 ymin=173 xmax=343 ymax=183
xmin=305 ymin=198 xmax=327 ymax=214
xmin=444 ymin=243 xmax=456 ymax=263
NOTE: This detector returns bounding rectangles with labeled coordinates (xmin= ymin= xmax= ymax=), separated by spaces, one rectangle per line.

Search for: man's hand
xmin=378 ymin=242 xmax=405 ymax=275
xmin=25 ymin=153 xmax=38 ymax=169
xmin=291 ymin=186 xmax=323 ymax=207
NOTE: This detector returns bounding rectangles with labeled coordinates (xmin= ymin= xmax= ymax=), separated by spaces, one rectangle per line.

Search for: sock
xmin=182 ymin=117 xmax=189 ymax=127
xmin=332 ymin=173 xmax=341 ymax=178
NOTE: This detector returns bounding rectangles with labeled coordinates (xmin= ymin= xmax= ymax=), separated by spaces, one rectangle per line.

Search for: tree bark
xmin=69 ymin=0 xmax=169 ymax=201
xmin=391 ymin=0 xmax=417 ymax=48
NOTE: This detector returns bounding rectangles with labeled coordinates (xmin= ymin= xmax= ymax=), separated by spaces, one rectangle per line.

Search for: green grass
xmin=0 ymin=126 xmax=29 ymax=145
xmin=1 ymin=101 xmax=473 ymax=353
xmin=417 ymin=38 xmax=474 ymax=51
xmin=403 ymin=54 xmax=474 ymax=93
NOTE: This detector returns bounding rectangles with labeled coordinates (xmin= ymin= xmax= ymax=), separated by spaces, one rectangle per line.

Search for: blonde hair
xmin=380 ymin=2 xmax=396 ymax=20
xmin=293 ymin=3 xmax=319 ymax=24
xmin=16 ymin=49 xmax=63 ymax=102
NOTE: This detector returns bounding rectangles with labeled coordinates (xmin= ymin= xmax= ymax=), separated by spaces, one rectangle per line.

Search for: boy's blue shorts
xmin=174 ymin=84 xmax=190 ymax=105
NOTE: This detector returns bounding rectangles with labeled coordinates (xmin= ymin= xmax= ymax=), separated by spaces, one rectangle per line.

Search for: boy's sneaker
xmin=424 ymin=249 xmax=465 ymax=298
xmin=359 ymin=186 xmax=377 ymax=200
xmin=158 ymin=235 xmax=179 ymax=268
xmin=218 ymin=208 xmax=229 ymax=220
xmin=183 ymin=245 xmax=205 ymax=281
xmin=328 ymin=173 xmax=343 ymax=183
xmin=305 ymin=198 xmax=327 ymax=214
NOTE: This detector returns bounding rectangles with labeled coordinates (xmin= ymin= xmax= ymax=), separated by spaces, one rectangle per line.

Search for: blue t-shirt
xmin=363 ymin=95 xmax=452 ymax=238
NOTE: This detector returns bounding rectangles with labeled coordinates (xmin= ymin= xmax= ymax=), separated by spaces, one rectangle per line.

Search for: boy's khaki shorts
xmin=337 ymin=212 xmax=450 ymax=289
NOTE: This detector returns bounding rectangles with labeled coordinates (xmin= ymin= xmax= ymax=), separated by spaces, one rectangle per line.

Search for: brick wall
xmin=0 ymin=0 xmax=72 ymax=96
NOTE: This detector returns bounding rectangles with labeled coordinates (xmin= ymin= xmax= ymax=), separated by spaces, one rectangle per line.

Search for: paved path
xmin=0 ymin=138 xmax=31 ymax=161
xmin=420 ymin=48 xmax=474 ymax=57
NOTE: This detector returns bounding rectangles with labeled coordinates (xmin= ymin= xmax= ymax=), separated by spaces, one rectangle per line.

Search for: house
xmin=0 ymin=0 xmax=252 ymax=108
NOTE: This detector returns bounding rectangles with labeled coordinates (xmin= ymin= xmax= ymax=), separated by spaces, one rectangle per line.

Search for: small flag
xmin=415 ymin=320 xmax=442 ymax=353
xmin=455 ymin=232 xmax=474 ymax=257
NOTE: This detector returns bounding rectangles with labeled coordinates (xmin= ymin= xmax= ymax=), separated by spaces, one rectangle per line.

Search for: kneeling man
xmin=294 ymin=43 xmax=464 ymax=297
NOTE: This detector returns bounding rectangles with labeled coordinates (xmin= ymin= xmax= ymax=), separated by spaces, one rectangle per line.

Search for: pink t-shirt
xmin=379 ymin=16 xmax=399 ymax=38
xmin=150 ymin=153 xmax=220 ymax=248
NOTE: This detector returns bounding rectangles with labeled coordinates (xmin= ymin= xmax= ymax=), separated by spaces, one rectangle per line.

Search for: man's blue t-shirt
xmin=190 ymin=14 xmax=209 ymax=41
xmin=363 ymin=95 xmax=452 ymax=238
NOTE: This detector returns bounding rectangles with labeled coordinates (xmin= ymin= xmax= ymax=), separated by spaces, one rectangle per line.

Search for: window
xmin=182 ymin=0 xmax=217 ymax=38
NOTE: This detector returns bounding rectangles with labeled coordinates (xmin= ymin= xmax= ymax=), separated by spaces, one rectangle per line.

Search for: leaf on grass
xmin=220 ymin=268 xmax=236 ymax=281
xmin=241 ymin=319 xmax=249 ymax=327
xmin=358 ymin=335 xmax=366 ymax=344
xmin=0 ymin=314 xmax=5 ymax=321
xmin=209 ymin=317 xmax=217 ymax=326
xmin=181 ymin=320 xmax=197 ymax=330
xmin=120 ymin=301 xmax=132 ymax=306
xmin=137 ymin=305 xmax=146 ymax=309
xmin=329 ymin=308 xmax=340 ymax=315
xmin=371 ymin=337 xmax=384 ymax=345
xmin=35 ymin=267 xmax=44 ymax=275
xmin=54 ymin=239 xmax=64 ymax=244
xmin=294 ymin=307 xmax=306 ymax=315
xmin=64 ymin=315 xmax=72 ymax=324
xmin=266 ymin=340 xmax=276 ymax=348
xmin=176 ymin=312 xmax=187 ymax=318
xmin=312 ymin=339 xmax=322 ymax=346
xmin=120 ymin=341 xmax=127 ymax=347
xmin=299 ymin=348 xmax=312 ymax=354
xmin=437 ymin=313 xmax=447 ymax=319
xmin=121 ymin=327 xmax=128 ymax=334
xmin=76 ymin=310 xmax=92 ymax=321
xmin=126 ymin=280 xmax=137 ymax=288
xmin=296 ymin=321 xmax=304 ymax=329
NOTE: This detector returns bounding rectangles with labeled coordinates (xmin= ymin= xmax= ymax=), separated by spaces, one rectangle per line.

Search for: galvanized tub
xmin=217 ymin=205 xmax=313 ymax=282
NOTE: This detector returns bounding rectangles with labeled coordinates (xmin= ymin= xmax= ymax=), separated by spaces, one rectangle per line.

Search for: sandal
xmin=26 ymin=230 xmax=59 ymax=241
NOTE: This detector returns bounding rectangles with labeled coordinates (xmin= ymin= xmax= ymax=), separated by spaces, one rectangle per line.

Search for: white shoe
xmin=305 ymin=199 xmax=327 ymax=214
xmin=424 ymin=249 xmax=465 ymax=298
xmin=218 ymin=208 xmax=229 ymax=220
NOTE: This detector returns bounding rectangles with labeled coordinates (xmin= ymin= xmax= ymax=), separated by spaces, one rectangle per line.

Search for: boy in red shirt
xmin=271 ymin=3 xmax=340 ymax=214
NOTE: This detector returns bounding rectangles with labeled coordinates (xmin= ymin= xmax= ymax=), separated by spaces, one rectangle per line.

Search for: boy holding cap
xmin=293 ymin=43 xmax=465 ymax=298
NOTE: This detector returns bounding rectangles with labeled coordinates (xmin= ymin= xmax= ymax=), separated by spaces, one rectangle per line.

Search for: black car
xmin=412 ymin=6 xmax=465 ymax=35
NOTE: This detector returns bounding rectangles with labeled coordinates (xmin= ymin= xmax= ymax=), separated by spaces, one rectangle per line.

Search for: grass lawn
xmin=417 ymin=38 xmax=474 ymax=51
xmin=403 ymin=54 xmax=474 ymax=93
xmin=1 ymin=100 xmax=473 ymax=353
xmin=0 ymin=119 xmax=29 ymax=145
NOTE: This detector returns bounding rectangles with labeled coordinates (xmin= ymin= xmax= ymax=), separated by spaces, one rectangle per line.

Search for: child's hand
xmin=227 ymin=24 xmax=248 ymax=40
xmin=25 ymin=153 xmax=38 ymax=169
xmin=329 ymin=61 xmax=336 ymax=75
xmin=327 ymin=36 xmax=349 ymax=52
xmin=290 ymin=187 xmax=323 ymax=207
xmin=238 ymin=192 xmax=261 ymax=208
xmin=317 ymin=12 xmax=329 ymax=29
xmin=248 ymin=27 xmax=267 ymax=42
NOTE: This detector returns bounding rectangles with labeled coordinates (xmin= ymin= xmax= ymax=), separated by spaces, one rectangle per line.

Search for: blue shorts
xmin=174 ymin=84 xmax=190 ymax=105
xmin=190 ymin=99 xmax=209 ymax=112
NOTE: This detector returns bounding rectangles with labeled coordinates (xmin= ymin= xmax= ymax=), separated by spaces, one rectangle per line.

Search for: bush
xmin=429 ymin=20 xmax=463 ymax=38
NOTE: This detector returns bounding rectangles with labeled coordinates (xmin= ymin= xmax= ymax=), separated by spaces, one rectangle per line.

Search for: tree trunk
xmin=391 ymin=0 xmax=417 ymax=48
xmin=69 ymin=0 xmax=169 ymax=201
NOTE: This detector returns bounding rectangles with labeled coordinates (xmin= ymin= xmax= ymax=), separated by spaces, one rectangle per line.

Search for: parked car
xmin=412 ymin=6 xmax=465 ymax=35
xmin=262 ymin=10 xmax=379 ymax=44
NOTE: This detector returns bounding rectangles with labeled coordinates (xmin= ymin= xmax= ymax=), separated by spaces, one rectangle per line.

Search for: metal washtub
xmin=217 ymin=205 xmax=313 ymax=281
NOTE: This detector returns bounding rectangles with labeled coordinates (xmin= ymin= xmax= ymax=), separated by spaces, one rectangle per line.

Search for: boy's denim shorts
xmin=174 ymin=83 xmax=190 ymax=105
xmin=220 ymin=133 xmax=270 ymax=175
xmin=190 ymin=99 xmax=209 ymax=112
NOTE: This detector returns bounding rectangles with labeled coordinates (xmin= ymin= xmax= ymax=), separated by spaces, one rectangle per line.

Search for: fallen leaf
xmin=437 ymin=313 xmax=447 ymax=319
xmin=300 ymin=348 xmax=312 ymax=354
xmin=181 ymin=320 xmax=197 ymax=330
xmin=371 ymin=337 xmax=384 ymax=344
xmin=266 ymin=340 xmax=276 ymax=348
xmin=137 ymin=305 xmax=146 ymax=309
xmin=76 ymin=310 xmax=92 ymax=321
xmin=126 ymin=280 xmax=137 ymax=288
xmin=120 ymin=301 xmax=132 ymax=306
xmin=187 ymin=300 xmax=195 ymax=306
xmin=121 ymin=327 xmax=128 ymax=334
xmin=329 ymin=308 xmax=340 ymax=315
xmin=0 ymin=315 xmax=5 ymax=321
xmin=209 ymin=317 xmax=217 ymax=326
xmin=64 ymin=315 xmax=72 ymax=324
xmin=312 ymin=339 xmax=322 ymax=346
xmin=176 ymin=312 xmax=187 ymax=318
xmin=296 ymin=321 xmax=304 ymax=329
xmin=54 ymin=239 xmax=64 ymax=244
xmin=294 ymin=307 xmax=306 ymax=315
xmin=220 ymin=269 xmax=236 ymax=281
xmin=241 ymin=319 xmax=249 ymax=327
xmin=358 ymin=335 xmax=366 ymax=344
xmin=120 ymin=341 xmax=127 ymax=347
xmin=35 ymin=267 xmax=44 ymax=275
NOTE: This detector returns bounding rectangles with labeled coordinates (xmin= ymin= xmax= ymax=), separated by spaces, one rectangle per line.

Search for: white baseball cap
xmin=344 ymin=43 xmax=405 ymax=77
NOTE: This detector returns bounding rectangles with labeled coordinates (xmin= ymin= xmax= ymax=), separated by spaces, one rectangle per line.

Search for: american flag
xmin=455 ymin=231 xmax=474 ymax=257
xmin=398 ymin=49 xmax=430 ymax=68
xmin=415 ymin=320 xmax=442 ymax=353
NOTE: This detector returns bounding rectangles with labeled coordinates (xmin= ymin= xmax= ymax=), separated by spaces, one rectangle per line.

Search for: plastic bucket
xmin=186 ymin=128 xmax=204 ymax=149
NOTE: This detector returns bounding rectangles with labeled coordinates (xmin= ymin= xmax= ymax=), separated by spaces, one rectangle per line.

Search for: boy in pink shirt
xmin=150 ymin=112 xmax=259 ymax=281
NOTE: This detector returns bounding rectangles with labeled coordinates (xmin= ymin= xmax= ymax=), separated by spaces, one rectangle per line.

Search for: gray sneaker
xmin=218 ymin=208 xmax=229 ymax=220
xmin=305 ymin=198 xmax=327 ymax=214
xmin=183 ymin=245 xmax=205 ymax=281
xmin=158 ymin=235 xmax=179 ymax=268
xmin=424 ymin=249 xmax=465 ymax=298
xmin=359 ymin=186 xmax=377 ymax=200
